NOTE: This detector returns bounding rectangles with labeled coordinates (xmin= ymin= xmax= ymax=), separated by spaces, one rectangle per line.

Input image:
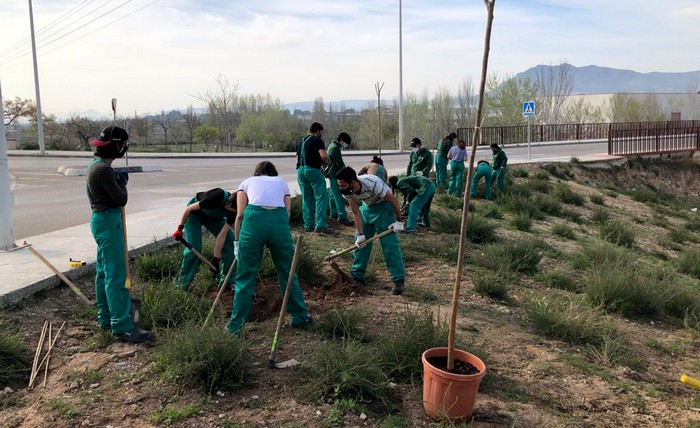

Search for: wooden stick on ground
xmin=29 ymin=320 xmax=48 ymax=390
xmin=32 ymin=321 xmax=66 ymax=389
xmin=42 ymin=322 xmax=52 ymax=388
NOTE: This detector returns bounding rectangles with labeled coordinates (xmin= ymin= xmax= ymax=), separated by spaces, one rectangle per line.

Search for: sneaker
xmin=402 ymin=229 xmax=417 ymax=234
xmin=337 ymin=218 xmax=354 ymax=226
xmin=114 ymin=327 xmax=153 ymax=344
xmin=391 ymin=280 xmax=405 ymax=296
xmin=314 ymin=227 xmax=335 ymax=235
xmin=291 ymin=315 xmax=315 ymax=329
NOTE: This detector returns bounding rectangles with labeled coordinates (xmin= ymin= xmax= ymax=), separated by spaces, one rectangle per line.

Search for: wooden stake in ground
xmin=29 ymin=320 xmax=48 ymax=390
xmin=447 ymin=0 xmax=496 ymax=370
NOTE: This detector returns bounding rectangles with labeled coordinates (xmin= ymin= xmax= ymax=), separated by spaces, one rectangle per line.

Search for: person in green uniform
xmin=490 ymin=143 xmax=508 ymax=193
xmin=87 ymin=126 xmax=151 ymax=343
xmin=447 ymin=139 xmax=468 ymax=197
xmin=470 ymin=160 xmax=493 ymax=201
xmin=296 ymin=122 xmax=334 ymax=234
xmin=172 ymin=189 xmax=237 ymax=291
xmin=406 ymin=137 xmax=433 ymax=178
xmin=435 ymin=132 xmax=457 ymax=190
xmin=388 ymin=175 xmax=436 ymax=233
xmin=326 ymin=132 xmax=354 ymax=226
xmin=227 ymin=161 xmax=313 ymax=335
xmin=335 ymin=166 xmax=406 ymax=295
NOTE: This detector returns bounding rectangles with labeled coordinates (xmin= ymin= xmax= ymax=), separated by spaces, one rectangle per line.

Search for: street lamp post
xmin=0 ymin=80 xmax=17 ymax=250
xmin=398 ymin=0 xmax=404 ymax=152
xmin=28 ymin=0 xmax=46 ymax=155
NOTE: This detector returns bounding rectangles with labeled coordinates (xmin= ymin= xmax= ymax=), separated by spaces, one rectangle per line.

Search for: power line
xmin=0 ymin=0 xmax=159 ymax=70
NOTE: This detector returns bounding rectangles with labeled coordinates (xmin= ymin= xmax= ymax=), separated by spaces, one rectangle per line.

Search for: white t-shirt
xmin=238 ymin=176 xmax=291 ymax=208
xmin=342 ymin=174 xmax=389 ymax=206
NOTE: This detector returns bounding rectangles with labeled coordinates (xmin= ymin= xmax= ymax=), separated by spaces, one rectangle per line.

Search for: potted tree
xmin=421 ymin=0 xmax=496 ymax=422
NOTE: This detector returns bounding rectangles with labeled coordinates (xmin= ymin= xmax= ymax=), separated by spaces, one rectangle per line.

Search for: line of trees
xmin=5 ymin=66 xmax=699 ymax=152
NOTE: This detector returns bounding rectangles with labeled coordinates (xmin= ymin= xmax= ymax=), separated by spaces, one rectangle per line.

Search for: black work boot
xmin=114 ymin=327 xmax=153 ymax=344
xmin=391 ymin=279 xmax=405 ymax=296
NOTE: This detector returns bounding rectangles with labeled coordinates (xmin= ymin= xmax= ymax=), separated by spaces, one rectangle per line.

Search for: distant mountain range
xmin=514 ymin=64 xmax=700 ymax=94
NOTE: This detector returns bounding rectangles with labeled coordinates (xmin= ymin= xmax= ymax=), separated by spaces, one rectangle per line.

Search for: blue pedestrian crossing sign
xmin=522 ymin=101 xmax=535 ymax=117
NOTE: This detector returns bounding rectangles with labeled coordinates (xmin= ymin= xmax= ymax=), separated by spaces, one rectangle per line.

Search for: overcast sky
xmin=1 ymin=0 xmax=699 ymax=118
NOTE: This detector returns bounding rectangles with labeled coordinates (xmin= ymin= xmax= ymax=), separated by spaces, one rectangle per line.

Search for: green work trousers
xmin=492 ymin=167 xmax=507 ymax=193
xmin=435 ymin=155 xmax=448 ymax=189
xmin=470 ymin=164 xmax=493 ymax=200
xmin=328 ymin=177 xmax=348 ymax=220
xmin=407 ymin=181 xmax=435 ymax=230
xmin=227 ymin=206 xmax=308 ymax=335
xmin=352 ymin=201 xmax=405 ymax=283
xmin=297 ymin=166 xmax=328 ymax=230
xmin=447 ymin=160 xmax=465 ymax=197
xmin=90 ymin=208 xmax=134 ymax=334
xmin=177 ymin=198 xmax=235 ymax=290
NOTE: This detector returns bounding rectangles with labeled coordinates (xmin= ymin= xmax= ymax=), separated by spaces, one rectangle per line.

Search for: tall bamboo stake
xmin=447 ymin=0 xmax=496 ymax=370
xmin=29 ymin=320 xmax=48 ymax=389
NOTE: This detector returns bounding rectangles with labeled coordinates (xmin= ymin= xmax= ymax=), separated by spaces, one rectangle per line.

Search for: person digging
xmin=335 ymin=166 xmax=407 ymax=295
xmin=388 ymin=174 xmax=436 ymax=233
xmin=86 ymin=126 xmax=152 ymax=344
xmin=172 ymin=188 xmax=238 ymax=291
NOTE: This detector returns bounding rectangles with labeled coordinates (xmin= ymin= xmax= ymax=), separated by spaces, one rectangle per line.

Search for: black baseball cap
xmin=410 ymin=137 xmax=422 ymax=147
xmin=90 ymin=126 xmax=129 ymax=147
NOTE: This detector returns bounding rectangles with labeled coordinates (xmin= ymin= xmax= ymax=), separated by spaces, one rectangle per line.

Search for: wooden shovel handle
xmin=27 ymin=246 xmax=91 ymax=305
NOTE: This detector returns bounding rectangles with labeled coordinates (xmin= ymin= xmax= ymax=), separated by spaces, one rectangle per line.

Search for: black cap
xmin=90 ymin=126 xmax=129 ymax=147
xmin=410 ymin=137 xmax=422 ymax=147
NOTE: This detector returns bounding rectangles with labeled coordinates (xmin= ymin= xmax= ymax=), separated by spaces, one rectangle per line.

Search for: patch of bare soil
xmin=3 ymin=158 xmax=700 ymax=428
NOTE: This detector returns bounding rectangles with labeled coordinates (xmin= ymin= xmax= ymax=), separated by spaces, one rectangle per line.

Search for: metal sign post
xmin=522 ymin=101 xmax=535 ymax=160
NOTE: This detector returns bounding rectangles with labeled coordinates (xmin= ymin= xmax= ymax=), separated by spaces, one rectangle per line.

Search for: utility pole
xmin=375 ymin=81 xmax=384 ymax=156
xmin=398 ymin=0 xmax=404 ymax=152
xmin=0 ymin=81 xmax=17 ymax=250
xmin=28 ymin=0 xmax=45 ymax=155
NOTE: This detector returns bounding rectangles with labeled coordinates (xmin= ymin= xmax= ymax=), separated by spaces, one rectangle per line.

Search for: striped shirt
xmin=342 ymin=174 xmax=389 ymax=206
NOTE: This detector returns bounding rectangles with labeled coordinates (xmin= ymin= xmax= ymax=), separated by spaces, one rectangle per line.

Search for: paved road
xmin=7 ymin=141 xmax=609 ymax=239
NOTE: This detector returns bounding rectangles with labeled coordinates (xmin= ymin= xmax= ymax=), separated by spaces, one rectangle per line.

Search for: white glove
xmin=355 ymin=234 xmax=366 ymax=247
xmin=415 ymin=171 xmax=423 ymax=177
xmin=391 ymin=221 xmax=404 ymax=232
xmin=234 ymin=241 xmax=240 ymax=259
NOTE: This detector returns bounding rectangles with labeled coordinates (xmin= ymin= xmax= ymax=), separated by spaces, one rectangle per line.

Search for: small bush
xmin=534 ymin=194 xmax=562 ymax=216
xmin=667 ymin=227 xmax=688 ymax=244
xmin=584 ymin=261 xmax=663 ymax=318
xmin=140 ymin=283 xmax=213 ymax=330
xmin=589 ymin=194 xmax=605 ymax=205
xmin=533 ymin=170 xmax=550 ymax=180
xmin=510 ymin=213 xmax=533 ymax=232
xmin=552 ymin=223 xmax=576 ymax=240
xmin=528 ymin=178 xmax=551 ymax=194
xmin=378 ymin=310 xmax=447 ymax=382
xmin=678 ymin=249 xmax=700 ymax=279
xmin=466 ymin=214 xmax=497 ymax=244
xmin=476 ymin=203 xmax=503 ymax=219
xmin=599 ymin=221 xmax=635 ymax=247
xmin=685 ymin=216 xmax=700 ymax=232
xmin=497 ymin=193 xmax=544 ymax=220
xmin=431 ymin=208 xmax=462 ymax=234
xmin=0 ymin=319 xmax=31 ymax=387
xmin=512 ymin=168 xmax=529 ymax=178
xmin=434 ymin=194 xmax=464 ymax=211
xmin=289 ymin=195 xmax=304 ymax=227
xmin=589 ymin=207 xmax=611 ymax=224
xmin=553 ymin=183 xmax=586 ymax=206
xmin=481 ymin=239 xmax=542 ymax=274
xmin=629 ymin=189 xmax=658 ymax=204
xmin=315 ymin=308 xmax=366 ymax=340
xmin=135 ymin=246 xmax=182 ymax=282
xmin=524 ymin=293 xmax=616 ymax=346
xmin=301 ymin=341 xmax=390 ymax=407
xmin=536 ymin=271 xmax=580 ymax=292
xmin=152 ymin=323 xmax=249 ymax=393
xmin=570 ymin=242 xmax=635 ymax=270
xmin=473 ymin=269 xmax=510 ymax=300
xmin=149 ymin=403 xmax=200 ymax=425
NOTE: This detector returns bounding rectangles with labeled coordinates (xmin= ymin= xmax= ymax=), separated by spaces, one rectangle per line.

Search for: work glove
xmin=172 ymin=224 xmax=184 ymax=241
xmin=354 ymin=234 xmax=366 ymax=247
xmin=211 ymin=256 xmax=221 ymax=273
xmin=390 ymin=221 xmax=405 ymax=232
xmin=415 ymin=171 xmax=423 ymax=177
xmin=234 ymin=241 xmax=240 ymax=259
xmin=115 ymin=170 xmax=129 ymax=185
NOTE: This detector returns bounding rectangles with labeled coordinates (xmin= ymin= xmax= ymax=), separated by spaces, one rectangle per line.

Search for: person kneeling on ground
xmin=470 ymin=160 xmax=493 ymax=201
xmin=172 ymin=189 xmax=238 ymax=291
xmin=335 ymin=166 xmax=407 ymax=295
xmin=227 ymin=161 xmax=313 ymax=335
xmin=388 ymin=174 xmax=436 ymax=233
xmin=87 ymin=126 xmax=151 ymax=343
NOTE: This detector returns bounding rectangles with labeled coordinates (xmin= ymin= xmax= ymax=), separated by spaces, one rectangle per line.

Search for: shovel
xmin=323 ymin=227 xmax=396 ymax=280
xmin=268 ymin=235 xmax=303 ymax=369
xmin=176 ymin=236 xmax=219 ymax=274
xmin=203 ymin=258 xmax=237 ymax=328
xmin=121 ymin=207 xmax=141 ymax=326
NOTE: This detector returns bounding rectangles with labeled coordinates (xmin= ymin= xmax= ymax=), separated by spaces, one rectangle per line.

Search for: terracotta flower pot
xmin=421 ymin=347 xmax=486 ymax=422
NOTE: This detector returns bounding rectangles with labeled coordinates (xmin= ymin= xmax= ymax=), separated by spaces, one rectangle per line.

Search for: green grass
xmin=152 ymin=323 xmax=249 ymax=393
xmin=629 ymin=189 xmax=659 ymax=204
xmin=510 ymin=212 xmax=533 ymax=232
xmin=685 ymin=215 xmax=700 ymax=232
xmin=552 ymin=182 xmax=586 ymax=206
xmin=315 ymin=308 xmax=366 ymax=340
xmin=479 ymin=239 xmax=542 ymax=274
xmin=533 ymin=194 xmax=562 ymax=216
xmin=46 ymin=398 xmax=81 ymax=419
xmin=149 ymin=403 xmax=200 ymax=425
xmin=589 ymin=207 xmax=611 ymax=224
xmin=135 ymin=245 xmax=182 ymax=282
xmin=551 ymin=223 xmax=576 ymax=240
xmin=678 ymin=249 xmax=700 ymax=279
xmin=599 ymin=221 xmax=636 ymax=247
xmin=0 ymin=318 xmax=31 ymax=387
xmin=533 ymin=170 xmax=550 ymax=180
xmin=536 ymin=271 xmax=580 ymax=292
xmin=583 ymin=260 xmax=658 ymax=318
xmin=528 ymin=178 xmax=552 ymax=194
xmin=466 ymin=214 xmax=498 ymax=244
xmin=431 ymin=207 xmax=462 ymax=234
xmin=475 ymin=203 xmax=503 ymax=219
xmin=589 ymin=194 xmax=605 ymax=205
xmin=511 ymin=167 xmax=529 ymax=178
xmin=433 ymin=193 xmax=465 ymax=211
xmin=140 ymin=282 xmax=213 ymax=330
xmin=472 ymin=269 xmax=511 ymax=300
xmin=570 ymin=242 xmax=636 ymax=270
xmin=290 ymin=195 xmax=304 ymax=227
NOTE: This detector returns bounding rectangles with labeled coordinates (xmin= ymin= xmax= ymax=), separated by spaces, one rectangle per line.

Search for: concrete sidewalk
xmin=0 ymin=151 xmax=622 ymax=308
